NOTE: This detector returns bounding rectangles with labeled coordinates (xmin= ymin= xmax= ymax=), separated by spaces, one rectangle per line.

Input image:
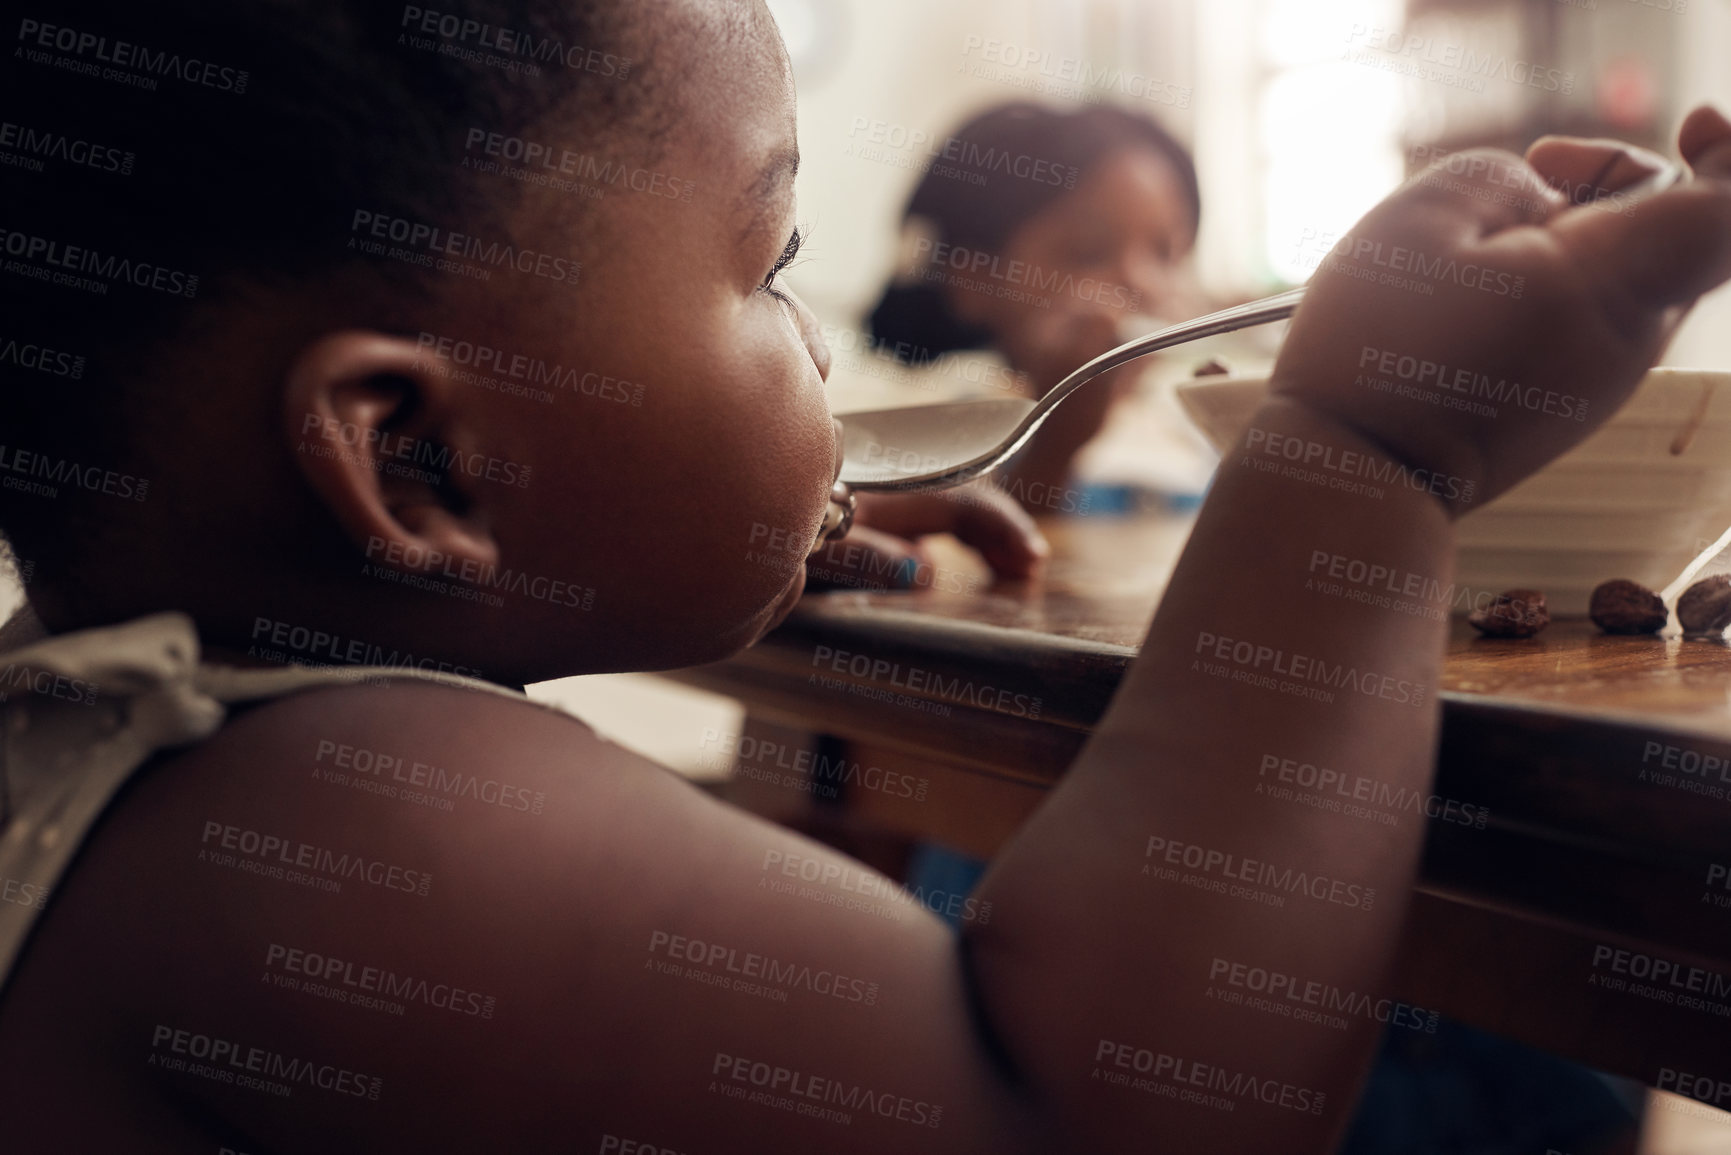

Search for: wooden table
xmin=669 ymin=513 xmax=1731 ymax=1099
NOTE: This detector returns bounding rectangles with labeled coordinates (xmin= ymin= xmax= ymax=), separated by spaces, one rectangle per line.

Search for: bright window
xmin=1196 ymin=0 xmax=1407 ymax=289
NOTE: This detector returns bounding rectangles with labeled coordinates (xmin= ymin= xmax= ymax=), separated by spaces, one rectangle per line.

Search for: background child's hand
xmin=805 ymin=489 xmax=1048 ymax=593
xmin=1271 ymin=104 xmax=1731 ymax=517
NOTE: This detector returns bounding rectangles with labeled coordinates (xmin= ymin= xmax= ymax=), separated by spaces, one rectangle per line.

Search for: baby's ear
xmin=281 ymin=331 xmax=500 ymax=581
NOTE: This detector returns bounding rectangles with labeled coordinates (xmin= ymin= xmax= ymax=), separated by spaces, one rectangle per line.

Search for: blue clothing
xmin=905 ymin=840 xmax=1643 ymax=1153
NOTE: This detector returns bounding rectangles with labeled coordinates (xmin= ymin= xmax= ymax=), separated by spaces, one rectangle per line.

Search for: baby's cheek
xmin=708 ymin=341 xmax=833 ymax=504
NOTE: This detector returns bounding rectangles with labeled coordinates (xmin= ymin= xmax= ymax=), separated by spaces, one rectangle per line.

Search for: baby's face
xmin=435 ymin=0 xmax=836 ymax=675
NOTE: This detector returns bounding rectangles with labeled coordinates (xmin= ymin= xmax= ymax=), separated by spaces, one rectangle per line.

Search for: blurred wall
xmin=772 ymin=0 xmax=1731 ymax=370
xmin=771 ymin=0 xmax=1195 ymax=323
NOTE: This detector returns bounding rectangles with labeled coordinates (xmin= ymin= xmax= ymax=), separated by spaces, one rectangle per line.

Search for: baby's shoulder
xmin=164 ymin=675 xmax=656 ymax=817
xmin=220 ymin=675 xmax=600 ymax=761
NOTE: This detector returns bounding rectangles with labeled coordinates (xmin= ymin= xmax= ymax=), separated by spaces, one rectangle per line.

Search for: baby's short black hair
xmin=0 ymin=0 xmax=644 ymax=598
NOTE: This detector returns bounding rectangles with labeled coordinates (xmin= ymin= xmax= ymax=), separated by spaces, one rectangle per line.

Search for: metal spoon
xmin=835 ymin=286 xmax=1306 ymax=493
xmin=807 ymin=157 xmax=1687 ymax=553
xmin=799 ymin=291 xmax=1299 ymax=557
xmin=835 ymin=160 xmax=1688 ymax=495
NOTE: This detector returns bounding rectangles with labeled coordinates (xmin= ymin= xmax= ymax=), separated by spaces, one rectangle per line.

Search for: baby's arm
xmin=967 ymin=105 xmax=1731 ymax=1151
xmin=971 ymin=399 xmax=1451 ymax=1151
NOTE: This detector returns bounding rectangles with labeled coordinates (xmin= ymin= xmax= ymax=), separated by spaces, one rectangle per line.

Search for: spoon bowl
xmin=837 ymin=398 xmax=1038 ymax=487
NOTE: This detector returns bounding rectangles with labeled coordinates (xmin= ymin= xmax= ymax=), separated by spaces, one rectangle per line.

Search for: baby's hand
xmin=1272 ymin=104 xmax=1731 ymax=517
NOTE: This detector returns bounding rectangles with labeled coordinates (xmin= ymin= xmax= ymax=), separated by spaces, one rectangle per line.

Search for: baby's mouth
xmin=808 ymin=482 xmax=855 ymax=558
xmin=807 ymin=416 xmax=855 ymax=558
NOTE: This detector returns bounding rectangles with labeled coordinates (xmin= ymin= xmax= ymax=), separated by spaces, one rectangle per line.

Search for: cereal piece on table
xmin=1677 ymin=575 xmax=1731 ymax=636
xmin=1589 ymin=579 xmax=1668 ymax=635
xmin=1469 ymin=589 xmax=1550 ymax=638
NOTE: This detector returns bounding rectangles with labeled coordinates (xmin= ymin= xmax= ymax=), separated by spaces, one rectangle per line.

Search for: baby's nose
xmin=784 ymin=288 xmax=832 ymax=382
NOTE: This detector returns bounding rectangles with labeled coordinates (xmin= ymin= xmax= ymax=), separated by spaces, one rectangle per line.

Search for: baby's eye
xmin=761 ymin=227 xmax=803 ymax=302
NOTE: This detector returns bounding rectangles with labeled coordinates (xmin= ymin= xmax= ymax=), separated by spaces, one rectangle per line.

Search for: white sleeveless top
xmin=0 ymin=609 xmax=535 ymax=1000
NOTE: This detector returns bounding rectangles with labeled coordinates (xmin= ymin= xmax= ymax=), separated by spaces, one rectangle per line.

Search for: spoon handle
xmin=1027 ymin=285 xmax=1309 ymax=439
xmin=848 ymin=286 xmax=1309 ymax=494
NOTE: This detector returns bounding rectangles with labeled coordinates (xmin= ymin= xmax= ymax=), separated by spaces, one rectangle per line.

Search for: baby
xmin=0 ymin=1 xmax=1727 ymax=1152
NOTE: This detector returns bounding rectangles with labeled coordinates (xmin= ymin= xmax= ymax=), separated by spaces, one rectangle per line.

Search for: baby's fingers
xmin=848 ymin=489 xmax=1048 ymax=579
xmin=805 ymin=526 xmax=931 ymax=592
xmin=945 ymin=485 xmax=1049 ymax=580
xmin=1524 ymin=107 xmax=1731 ymax=317
xmin=1681 ymin=105 xmax=1731 ymax=181
xmin=1524 ymin=136 xmax=1672 ymax=202
xmin=1548 ymin=168 xmax=1731 ymax=316
xmin=1399 ymin=148 xmax=1563 ymax=241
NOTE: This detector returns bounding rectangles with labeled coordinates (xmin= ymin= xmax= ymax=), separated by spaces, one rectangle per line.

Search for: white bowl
xmin=1175 ymin=368 xmax=1731 ymax=614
